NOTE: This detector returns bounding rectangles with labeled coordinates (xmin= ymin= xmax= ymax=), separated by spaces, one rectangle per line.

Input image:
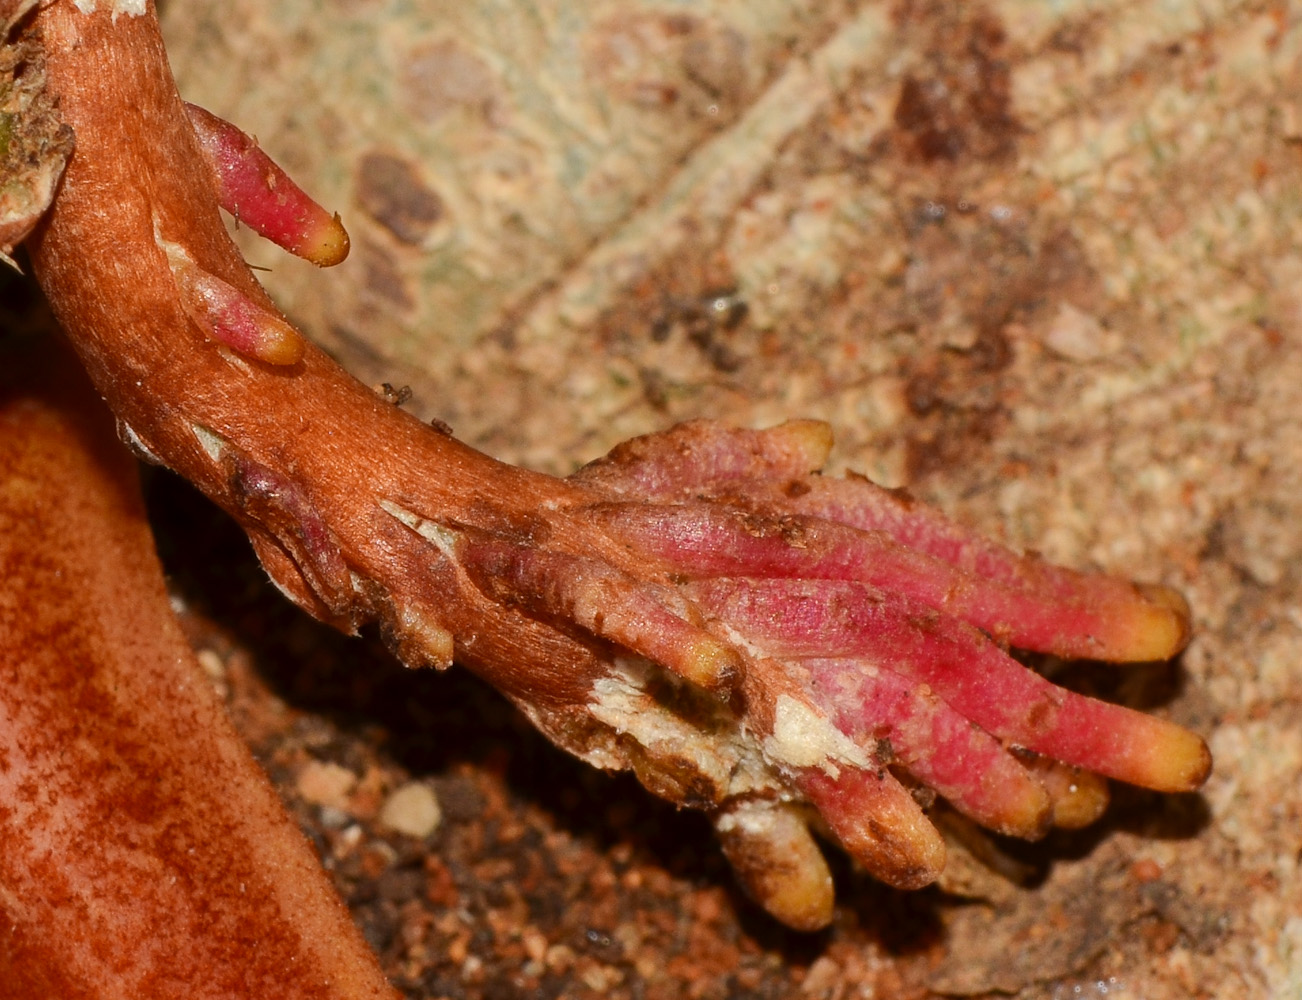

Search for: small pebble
xmin=802 ymin=955 xmax=842 ymax=996
xmin=1129 ymin=857 xmax=1164 ymax=883
xmin=379 ymin=781 xmax=442 ymax=839
xmin=296 ymin=760 xmax=358 ymax=811
xmin=196 ymin=648 xmax=226 ymax=680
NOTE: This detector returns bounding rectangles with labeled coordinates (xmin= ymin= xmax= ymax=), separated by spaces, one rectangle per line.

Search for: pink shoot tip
xmin=164 ymin=245 xmax=305 ymax=365
xmin=185 ymin=102 xmax=350 ymax=268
